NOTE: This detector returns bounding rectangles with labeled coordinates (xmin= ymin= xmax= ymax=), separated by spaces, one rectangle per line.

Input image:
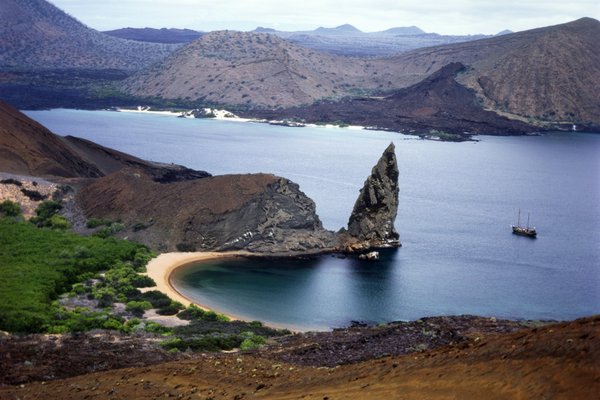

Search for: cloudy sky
xmin=50 ymin=0 xmax=599 ymax=35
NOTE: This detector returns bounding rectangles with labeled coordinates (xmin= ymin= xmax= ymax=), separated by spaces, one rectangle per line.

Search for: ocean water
xmin=26 ymin=109 xmax=600 ymax=330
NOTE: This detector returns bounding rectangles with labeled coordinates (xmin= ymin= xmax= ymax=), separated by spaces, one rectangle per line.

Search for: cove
xmin=25 ymin=109 xmax=600 ymax=330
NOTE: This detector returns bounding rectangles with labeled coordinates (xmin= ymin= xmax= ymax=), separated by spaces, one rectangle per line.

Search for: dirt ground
xmin=1 ymin=315 xmax=598 ymax=399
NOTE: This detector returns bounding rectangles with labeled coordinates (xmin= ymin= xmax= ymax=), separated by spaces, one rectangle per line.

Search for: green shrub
xmin=177 ymin=304 xmax=206 ymax=320
xmin=93 ymin=222 xmax=126 ymax=238
xmin=125 ymin=300 xmax=153 ymax=317
xmin=71 ymin=282 xmax=87 ymax=295
xmin=144 ymin=321 xmax=173 ymax=335
xmin=240 ymin=333 xmax=267 ymax=351
xmin=49 ymin=214 xmax=70 ymax=230
xmin=47 ymin=307 xmax=124 ymax=332
xmin=0 ymin=200 xmax=21 ymax=217
xmin=132 ymin=222 xmax=149 ymax=232
xmin=136 ymin=290 xmax=172 ymax=308
xmin=20 ymin=188 xmax=46 ymax=201
xmin=160 ymin=337 xmax=186 ymax=351
xmin=131 ymin=274 xmax=155 ymax=288
xmin=86 ymin=218 xmax=111 ymax=228
xmin=157 ymin=301 xmax=185 ymax=316
xmin=32 ymin=200 xmax=62 ymax=222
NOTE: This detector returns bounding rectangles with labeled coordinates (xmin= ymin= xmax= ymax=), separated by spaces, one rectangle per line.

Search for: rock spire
xmin=346 ymin=142 xmax=400 ymax=248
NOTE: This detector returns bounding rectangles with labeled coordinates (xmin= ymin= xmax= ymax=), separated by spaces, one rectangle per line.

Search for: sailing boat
xmin=512 ymin=209 xmax=537 ymax=238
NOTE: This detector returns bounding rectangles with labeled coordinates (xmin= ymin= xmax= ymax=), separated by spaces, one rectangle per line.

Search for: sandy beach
xmin=145 ymin=251 xmax=253 ymax=317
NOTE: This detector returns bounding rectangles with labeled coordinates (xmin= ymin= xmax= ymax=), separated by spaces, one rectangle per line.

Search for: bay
xmin=26 ymin=109 xmax=600 ymax=330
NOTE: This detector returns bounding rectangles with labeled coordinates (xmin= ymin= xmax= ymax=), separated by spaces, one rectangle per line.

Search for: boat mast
xmin=526 ymin=213 xmax=530 ymax=229
xmin=517 ymin=208 xmax=521 ymax=227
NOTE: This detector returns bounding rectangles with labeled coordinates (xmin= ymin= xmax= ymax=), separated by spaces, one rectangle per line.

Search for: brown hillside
xmin=122 ymin=31 xmax=397 ymax=108
xmin=0 ymin=101 xmax=102 ymax=177
xmin=77 ymin=168 xmax=335 ymax=253
xmin=2 ymin=316 xmax=598 ymax=399
xmin=251 ymin=62 xmax=535 ymax=135
xmin=122 ymin=19 xmax=600 ymax=127
xmin=0 ymin=101 xmax=210 ymax=180
xmin=0 ymin=0 xmax=177 ymax=70
xmin=376 ymin=17 xmax=600 ymax=125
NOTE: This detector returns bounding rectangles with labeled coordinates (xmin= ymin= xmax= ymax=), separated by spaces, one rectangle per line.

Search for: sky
xmin=50 ymin=0 xmax=600 ymax=35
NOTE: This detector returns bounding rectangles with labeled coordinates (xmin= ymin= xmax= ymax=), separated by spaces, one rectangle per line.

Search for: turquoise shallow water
xmin=26 ymin=110 xmax=600 ymax=330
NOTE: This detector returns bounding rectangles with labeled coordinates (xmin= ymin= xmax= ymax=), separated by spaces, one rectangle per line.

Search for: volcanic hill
xmin=0 ymin=0 xmax=177 ymax=71
xmin=122 ymin=18 xmax=600 ymax=130
xmin=375 ymin=17 xmax=600 ymax=127
xmin=252 ymin=62 xmax=536 ymax=136
xmin=121 ymin=30 xmax=399 ymax=108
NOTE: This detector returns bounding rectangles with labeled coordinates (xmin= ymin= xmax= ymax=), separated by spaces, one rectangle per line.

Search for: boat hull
xmin=512 ymin=226 xmax=537 ymax=238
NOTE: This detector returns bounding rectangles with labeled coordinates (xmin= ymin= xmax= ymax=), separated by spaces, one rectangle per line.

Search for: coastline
xmin=145 ymin=251 xmax=317 ymax=332
xmin=145 ymin=251 xmax=252 ymax=316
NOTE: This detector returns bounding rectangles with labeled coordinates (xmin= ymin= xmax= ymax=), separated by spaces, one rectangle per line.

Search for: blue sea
xmin=26 ymin=109 xmax=600 ymax=330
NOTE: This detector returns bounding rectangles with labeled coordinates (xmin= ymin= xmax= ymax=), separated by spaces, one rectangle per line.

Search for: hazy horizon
xmin=49 ymin=0 xmax=599 ymax=36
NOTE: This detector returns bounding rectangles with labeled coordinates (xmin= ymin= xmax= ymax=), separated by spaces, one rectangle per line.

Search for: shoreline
xmin=114 ymin=106 xmax=370 ymax=132
xmin=145 ymin=251 xmax=322 ymax=332
xmin=145 ymin=251 xmax=253 ymax=322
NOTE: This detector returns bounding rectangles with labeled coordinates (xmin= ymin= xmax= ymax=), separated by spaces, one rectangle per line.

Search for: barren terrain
xmin=1 ymin=316 xmax=597 ymax=399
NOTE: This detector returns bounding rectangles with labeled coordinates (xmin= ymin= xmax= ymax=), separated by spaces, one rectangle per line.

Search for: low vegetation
xmin=0 ymin=218 xmax=151 ymax=332
xmin=0 ymin=216 xmax=287 ymax=352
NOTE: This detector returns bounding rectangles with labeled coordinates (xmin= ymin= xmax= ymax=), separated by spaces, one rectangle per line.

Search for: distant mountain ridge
xmin=251 ymin=24 xmax=489 ymax=56
xmin=109 ymin=22 xmax=489 ymax=57
xmin=0 ymin=0 xmax=178 ymax=70
xmin=122 ymin=18 xmax=600 ymax=129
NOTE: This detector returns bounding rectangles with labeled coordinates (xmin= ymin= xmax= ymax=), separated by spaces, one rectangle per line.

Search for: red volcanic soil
xmin=1 ymin=316 xmax=598 ymax=399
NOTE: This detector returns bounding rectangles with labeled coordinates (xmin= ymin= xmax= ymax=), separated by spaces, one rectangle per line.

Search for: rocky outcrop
xmin=76 ymin=144 xmax=401 ymax=254
xmin=77 ymin=169 xmax=336 ymax=254
xmin=345 ymin=142 xmax=400 ymax=249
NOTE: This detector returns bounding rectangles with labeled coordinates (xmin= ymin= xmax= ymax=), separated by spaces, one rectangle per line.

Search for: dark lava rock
xmin=77 ymin=169 xmax=336 ymax=253
xmin=346 ymin=142 xmax=400 ymax=248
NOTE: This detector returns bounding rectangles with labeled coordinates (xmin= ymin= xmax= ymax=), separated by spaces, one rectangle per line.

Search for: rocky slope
xmin=0 ymin=0 xmax=177 ymax=71
xmin=373 ymin=17 xmax=600 ymax=127
xmin=76 ymin=169 xmax=336 ymax=253
xmin=0 ymin=100 xmax=102 ymax=178
xmin=248 ymin=62 xmax=536 ymax=136
xmin=1 ymin=316 xmax=598 ymax=399
xmin=0 ymin=101 xmax=209 ymax=180
xmin=121 ymin=30 xmax=399 ymax=108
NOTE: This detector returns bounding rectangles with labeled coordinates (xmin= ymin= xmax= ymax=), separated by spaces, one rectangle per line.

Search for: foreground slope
xmin=0 ymin=0 xmax=177 ymax=70
xmin=2 ymin=316 xmax=598 ymax=399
